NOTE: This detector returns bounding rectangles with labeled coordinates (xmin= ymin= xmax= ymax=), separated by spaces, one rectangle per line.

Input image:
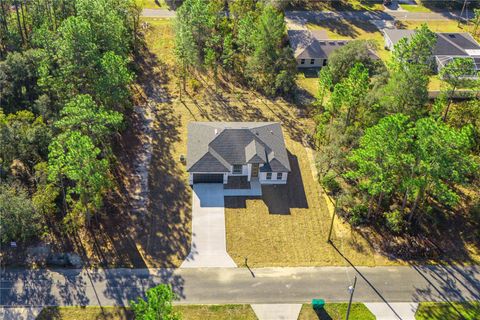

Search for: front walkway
xmin=251 ymin=304 xmax=303 ymax=320
xmin=181 ymin=184 xmax=236 ymax=268
xmin=366 ymin=302 xmax=419 ymax=320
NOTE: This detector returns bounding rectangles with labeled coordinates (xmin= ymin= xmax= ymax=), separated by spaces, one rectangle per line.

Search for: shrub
xmin=0 ymin=183 xmax=43 ymax=244
xmin=385 ymin=210 xmax=405 ymax=234
xmin=349 ymin=204 xmax=368 ymax=226
xmin=188 ymin=78 xmax=201 ymax=93
xmin=130 ymin=284 xmax=180 ymax=320
xmin=321 ymin=171 xmax=341 ymax=194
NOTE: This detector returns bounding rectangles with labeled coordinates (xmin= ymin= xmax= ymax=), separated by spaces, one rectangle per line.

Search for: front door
xmin=251 ymin=164 xmax=259 ymax=178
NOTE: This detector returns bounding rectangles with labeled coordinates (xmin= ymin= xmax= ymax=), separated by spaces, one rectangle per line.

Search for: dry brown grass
xmin=138 ymin=19 xmax=409 ymax=267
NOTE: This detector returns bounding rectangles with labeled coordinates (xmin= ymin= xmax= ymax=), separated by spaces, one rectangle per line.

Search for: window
xmin=310 ymin=59 xmax=315 ymax=64
xmin=300 ymin=59 xmax=305 ymax=64
xmin=322 ymin=59 xmax=327 ymax=66
xmin=266 ymin=172 xmax=272 ymax=180
xmin=276 ymin=172 xmax=282 ymax=180
xmin=233 ymin=165 xmax=242 ymax=174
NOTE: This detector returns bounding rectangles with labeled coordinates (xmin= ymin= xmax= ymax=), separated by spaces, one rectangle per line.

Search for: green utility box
xmin=312 ymin=299 xmax=325 ymax=309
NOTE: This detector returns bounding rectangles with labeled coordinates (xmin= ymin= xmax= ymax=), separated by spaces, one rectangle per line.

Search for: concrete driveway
xmin=181 ymin=184 xmax=237 ymax=268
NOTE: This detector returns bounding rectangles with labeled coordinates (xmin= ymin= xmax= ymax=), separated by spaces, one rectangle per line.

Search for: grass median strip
xmin=415 ymin=302 xmax=480 ymax=320
xmin=298 ymin=303 xmax=376 ymax=320
xmin=36 ymin=305 xmax=257 ymax=320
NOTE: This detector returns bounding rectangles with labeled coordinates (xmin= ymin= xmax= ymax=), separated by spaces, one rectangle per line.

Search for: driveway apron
xmin=181 ymin=184 xmax=237 ymax=268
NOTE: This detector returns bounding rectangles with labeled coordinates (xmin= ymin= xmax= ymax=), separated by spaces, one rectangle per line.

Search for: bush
xmin=0 ymin=183 xmax=43 ymax=244
xmin=130 ymin=284 xmax=180 ymax=320
xmin=321 ymin=171 xmax=341 ymax=194
xmin=349 ymin=204 xmax=368 ymax=226
xmin=385 ymin=210 xmax=405 ymax=234
xmin=188 ymin=78 xmax=201 ymax=93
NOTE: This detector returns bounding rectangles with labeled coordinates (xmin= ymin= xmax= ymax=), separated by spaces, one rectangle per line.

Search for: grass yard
xmin=37 ymin=307 xmax=133 ymax=320
xmin=306 ymin=19 xmax=390 ymax=62
xmin=298 ymin=303 xmax=375 ymax=320
xmin=293 ymin=0 xmax=383 ymax=11
xmin=136 ymin=0 xmax=168 ymax=9
xmin=225 ymin=129 xmax=400 ymax=267
xmin=140 ymin=18 xmax=402 ymax=268
xmin=176 ymin=305 xmax=257 ymax=320
xmin=36 ymin=305 xmax=257 ymax=320
xmin=415 ymin=302 xmax=480 ymax=320
xmin=397 ymin=20 xmax=471 ymax=33
xmin=400 ymin=4 xmax=432 ymax=12
xmin=297 ymin=73 xmax=319 ymax=98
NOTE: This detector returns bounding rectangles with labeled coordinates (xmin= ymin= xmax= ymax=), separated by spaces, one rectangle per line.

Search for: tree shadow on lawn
xmin=94 ymin=38 xmax=191 ymax=269
xmin=303 ymin=17 xmax=380 ymax=39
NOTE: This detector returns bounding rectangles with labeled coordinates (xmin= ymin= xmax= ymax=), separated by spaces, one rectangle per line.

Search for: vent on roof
xmin=448 ymin=34 xmax=456 ymax=38
xmin=214 ymin=129 xmax=218 ymax=135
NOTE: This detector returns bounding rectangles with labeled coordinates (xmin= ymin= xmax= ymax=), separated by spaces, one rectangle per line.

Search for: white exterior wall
xmin=297 ymin=58 xmax=325 ymax=68
xmin=259 ymin=172 xmax=288 ymax=184
xmin=247 ymin=164 xmax=252 ymax=181
xmin=384 ymin=33 xmax=394 ymax=51
xmin=229 ymin=165 xmax=248 ymax=176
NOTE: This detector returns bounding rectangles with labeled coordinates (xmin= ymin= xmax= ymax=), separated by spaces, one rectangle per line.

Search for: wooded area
xmin=315 ymin=24 xmax=480 ymax=257
xmin=0 ymin=0 xmax=140 ymax=245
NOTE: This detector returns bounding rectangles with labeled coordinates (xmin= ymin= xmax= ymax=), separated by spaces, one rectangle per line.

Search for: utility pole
xmin=327 ymin=197 xmax=338 ymax=243
xmin=459 ymin=0 xmax=469 ymax=25
xmin=345 ymin=276 xmax=358 ymax=320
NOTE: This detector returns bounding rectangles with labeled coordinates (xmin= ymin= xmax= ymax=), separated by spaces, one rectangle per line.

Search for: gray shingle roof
xmin=187 ymin=122 xmax=291 ymax=173
xmin=384 ymin=29 xmax=480 ymax=57
xmin=288 ymin=29 xmax=349 ymax=59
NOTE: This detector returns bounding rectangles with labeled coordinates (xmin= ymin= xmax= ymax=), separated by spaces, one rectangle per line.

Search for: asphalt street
xmin=1 ymin=265 xmax=479 ymax=307
xmin=142 ymin=8 xmax=474 ymax=20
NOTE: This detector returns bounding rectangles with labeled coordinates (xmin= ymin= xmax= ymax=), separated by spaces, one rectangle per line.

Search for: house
xmin=288 ymin=29 xmax=349 ymax=68
xmin=288 ymin=29 xmax=379 ymax=69
xmin=186 ymin=122 xmax=291 ymax=185
xmin=383 ymin=29 xmax=480 ymax=73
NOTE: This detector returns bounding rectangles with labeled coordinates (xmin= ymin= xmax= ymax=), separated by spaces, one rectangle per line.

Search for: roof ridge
xmin=208 ymin=146 xmax=231 ymax=169
xmin=437 ymin=33 xmax=467 ymax=54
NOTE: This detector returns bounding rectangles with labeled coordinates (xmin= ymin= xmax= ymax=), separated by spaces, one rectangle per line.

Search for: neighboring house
xmin=288 ymin=29 xmax=349 ymax=68
xmin=186 ymin=122 xmax=291 ymax=185
xmin=383 ymin=29 xmax=480 ymax=73
xmin=288 ymin=29 xmax=379 ymax=69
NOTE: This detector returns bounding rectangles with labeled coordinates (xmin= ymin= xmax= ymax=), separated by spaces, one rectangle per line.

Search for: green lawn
xmin=298 ymin=303 xmax=376 ymax=320
xmin=136 ymin=0 xmax=168 ymax=9
xmin=36 ymin=305 xmax=257 ymax=320
xmin=297 ymin=73 xmax=319 ymax=98
xmin=176 ymin=305 xmax=257 ymax=320
xmin=397 ymin=20 xmax=471 ymax=33
xmin=415 ymin=302 xmax=480 ymax=320
xmin=400 ymin=4 xmax=432 ymax=13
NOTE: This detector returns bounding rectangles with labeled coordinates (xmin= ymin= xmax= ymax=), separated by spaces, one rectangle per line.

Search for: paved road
xmin=142 ymin=8 xmax=473 ymax=21
xmin=285 ymin=10 xmax=474 ymax=22
xmin=2 ymin=264 xmax=479 ymax=307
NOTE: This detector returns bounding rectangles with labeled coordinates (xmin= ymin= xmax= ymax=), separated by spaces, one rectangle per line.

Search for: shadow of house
xmin=225 ymin=151 xmax=308 ymax=215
